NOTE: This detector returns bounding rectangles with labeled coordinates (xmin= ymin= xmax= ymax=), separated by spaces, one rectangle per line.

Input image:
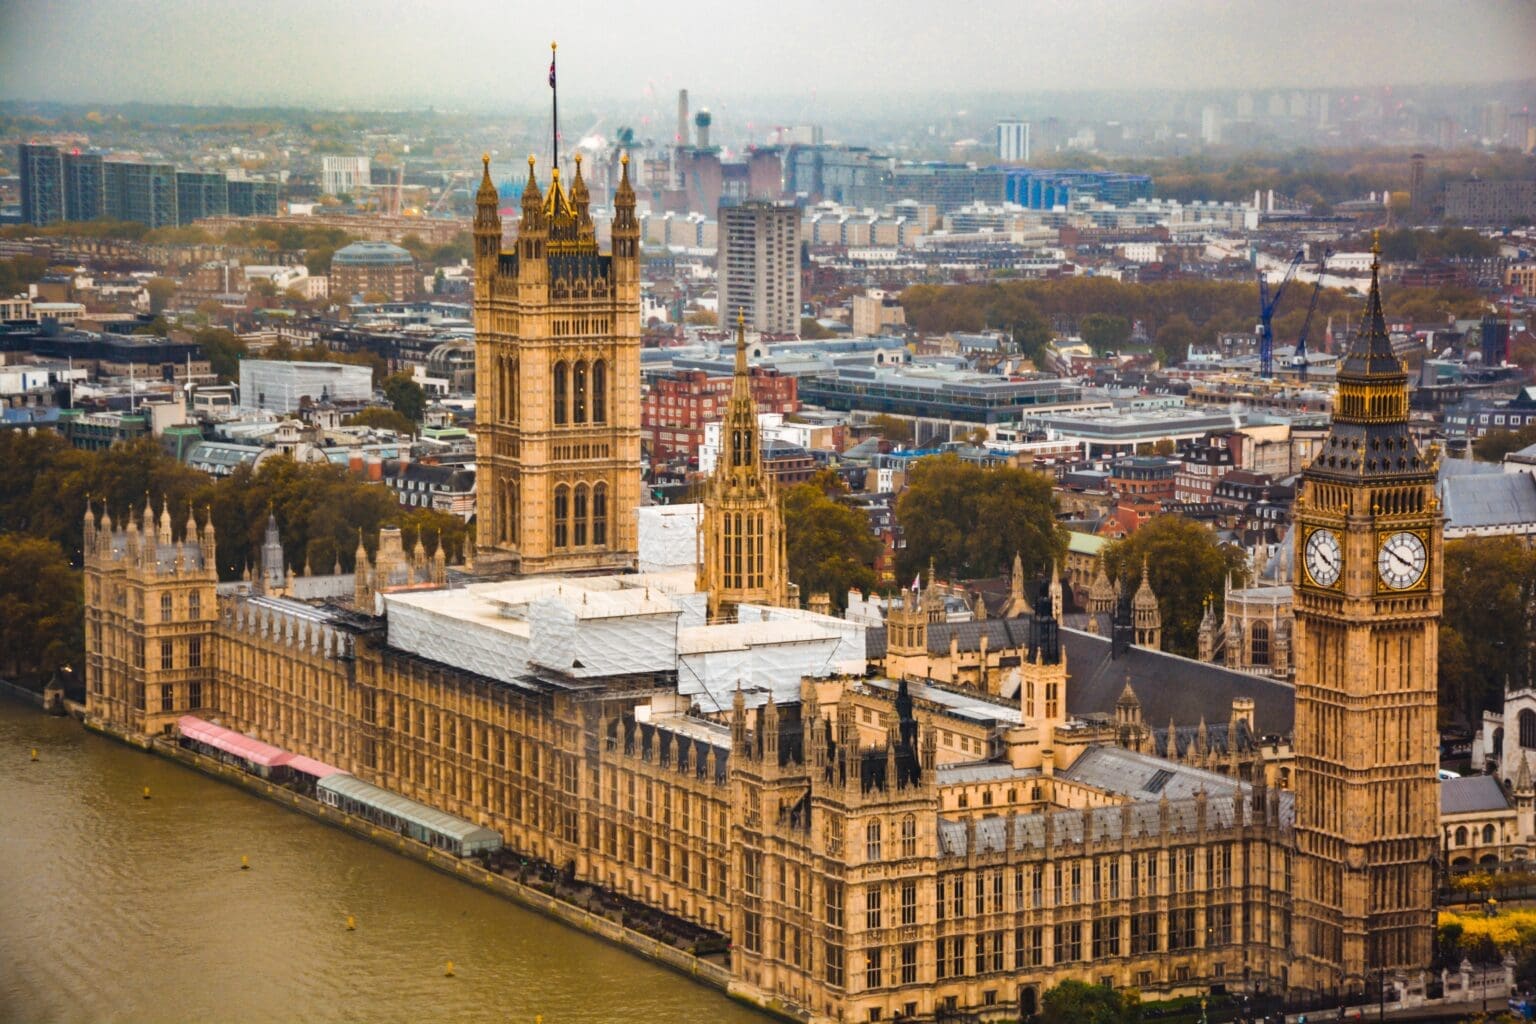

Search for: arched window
xmin=1250 ymin=621 xmax=1270 ymax=667
xmin=573 ymin=484 xmax=589 ymax=547
xmin=591 ymin=360 xmax=607 ymax=424
xmin=1520 ymin=709 xmax=1536 ymax=749
xmin=1455 ymin=826 xmax=1468 ymax=845
xmin=900 ymin=815 xmax=917 ymax=858
xmin=573 ymin=361 xmax=588 ymax=423
xmin=592 ymin=483 xmax=608 ymax=546
xmin=553 ymin=485 xmax=569 ymax=548
xmin=553 ymin=362 xmax=568 ymax=425
xmin=1484 ymin=824 xmax=1498 ymax=845
xmin=161 ymin=593 xmax=174 ymax=622
xmin=865 ymin=820 xmax=882 ymax=861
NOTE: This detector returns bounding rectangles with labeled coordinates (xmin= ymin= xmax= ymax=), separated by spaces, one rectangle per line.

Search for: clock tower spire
xmin=1292 ymin=235 xmax=1441 ymax=996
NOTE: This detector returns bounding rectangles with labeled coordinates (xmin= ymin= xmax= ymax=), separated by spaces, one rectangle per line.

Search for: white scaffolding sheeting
xmin=637 ymin=503 xmax=701 ymax=574
xmin=528 ymin=590 xmax=680 ymax=678
xmin=385 ymin=586 xmax=532 ymax=684
xmin=737 ymin=603 xmax=869 ymax=671
xmin=677 ymin=619 xmax=850 ymax=712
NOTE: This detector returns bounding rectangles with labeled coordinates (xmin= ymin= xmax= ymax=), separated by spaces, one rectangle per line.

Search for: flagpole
xmin=550 ymin=41 xmax=558 ymax=175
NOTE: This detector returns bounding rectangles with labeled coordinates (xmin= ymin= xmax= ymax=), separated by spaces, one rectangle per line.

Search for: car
xmin=1438 ymin=769 xmax=1461 ymax=780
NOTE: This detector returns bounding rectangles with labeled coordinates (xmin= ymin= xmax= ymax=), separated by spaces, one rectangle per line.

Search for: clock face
xmin=1303 ymin=529 xmax=1342 ymax=588
xmin=1377 ymin=531 xmax=1427 ymax=590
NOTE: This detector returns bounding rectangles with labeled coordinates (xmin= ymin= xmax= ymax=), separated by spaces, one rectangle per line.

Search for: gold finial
xmin=481 ymin=152 xmax=489 ymax=167
xmin=620 ymin=152 xmax=629 ymax=166
xmin=1371 ymin=229 xmax=1381 ymax=257
xmin=737 ymin=308 xmax=745 ymax=328
xmin=551 ymin=166 xmax=559 ymax=180
xmin=528 ymin=153 xmax=536 ymax=168
xmin=573 ymin=152 xmax=582 ymax=167
xmin=551 ymin=40 xmax=557 ymax=51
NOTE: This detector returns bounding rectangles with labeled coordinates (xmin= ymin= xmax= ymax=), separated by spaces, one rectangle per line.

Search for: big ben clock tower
xmin=1292 ymin=237 xmax=1440 ymax=996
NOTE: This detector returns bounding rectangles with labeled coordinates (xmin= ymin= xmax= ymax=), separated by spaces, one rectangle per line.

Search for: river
xmin=0 ymin=699 xmax=768 ymax=1024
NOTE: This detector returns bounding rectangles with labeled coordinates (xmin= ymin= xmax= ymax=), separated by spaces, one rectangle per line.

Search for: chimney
xmin=677 ymin=89 xmax=689 ymax=147
xmin=366 ymin=455 xmax=383 ymax=482
xmin=348 ymin=451 xmax=364 ymax=475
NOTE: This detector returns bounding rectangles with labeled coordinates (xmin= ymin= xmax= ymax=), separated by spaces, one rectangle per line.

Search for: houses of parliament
xmin=84 ymin=141 xmax=1441 ymax=1023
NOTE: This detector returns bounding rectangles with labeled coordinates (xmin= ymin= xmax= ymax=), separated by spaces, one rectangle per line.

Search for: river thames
xmin=0 ymin=699 xmax=767 ymax=1024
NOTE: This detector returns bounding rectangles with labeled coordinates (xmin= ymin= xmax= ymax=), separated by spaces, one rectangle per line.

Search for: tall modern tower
xmin=698 ymin=313 xmax=788 ymax=620
xmin=63 ymin=152 xmax=105 ymax=222
xmin=718 ymin=199 xmax=801 ymax=336
xmin=472 ymin=151 xmax=642 ymax=575
xmin=996 ymin=120 xmax=1031 ymax=163
xmin=1291 ymin=238 xmax=1440 ymax=996
xmin=19 ymin=143 xmax=64 ymax=226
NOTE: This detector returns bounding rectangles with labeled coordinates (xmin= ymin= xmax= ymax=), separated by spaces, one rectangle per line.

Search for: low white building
xmin=238 ymin=359 xmax=372 ymax=413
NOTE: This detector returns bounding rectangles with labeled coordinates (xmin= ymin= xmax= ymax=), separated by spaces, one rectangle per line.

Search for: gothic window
xmin=573 ymin=484 xmax=589 ymax=547
xmin=553 ymin=362 xmax=568 ymax=424
xmin=592 ymin=360 xmax=606 ymax=423
xmin=1455 ymin=826 xmax=1468 ymax=845
xmin=1521 ymin=709 xmax=1536 ymax=749
xmin=1484 ymin=824 xmax=1497 ymax=844
xmin=505 ymin=480 xmax=519 ymax=544
xmin=554 ymin=485 xmax=569 ymax=548
xmin=573 ymin=361 xmax=588 ymax=423
xmin=866 ymin=820 xmax=882 ymax=861
xmin=592 ymin=484 xmax=607 ymax=546
xmin=161 ymin=593 xmax=173 ymax=621
xmin=900 ymin=815 xmax=917 ymax=858
xmin=188 ymin=591 xmax=200 ymax=618
xmin=1250 ymin=621 xmax=1270 ymax=667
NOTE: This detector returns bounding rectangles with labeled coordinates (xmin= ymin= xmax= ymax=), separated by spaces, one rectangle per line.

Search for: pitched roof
xmin=1440 ymin=472 xmax=1536 ymax=531
xmin=1440 ymin=775 xmax=1512 ymax=816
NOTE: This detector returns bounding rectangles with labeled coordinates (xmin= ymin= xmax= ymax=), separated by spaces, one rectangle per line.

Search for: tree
xmin=1040 ymin=980 xmax=1141 ymax=1024
xmin=783 ymin=474 xmax=879 ymax=611
xmin=800 ymin=317 xmax=836 ymax=339
xmin=344 ymin=407 xmax=417 ymax=436
xmin=894 ymin=453 xmax=1065 ymax=583
xmin=0 ymin=534 xmax=83 ymax=684
xmin=145 ymin=276 xmax=177 ymax=314
xmin=382 ymin=372 xmax=427 ymax=422
xmin=1079 ymin=312 xmax=1131 ymax=354
xmin=1102 ymin=514 xmax=1247 ymax=657
xmin=867 ymin=414 xmax=914 ymax=446
xmin=398 ymin=508 xmax=469 ymax=566
xmin=1152 ymin=313 xmax=1198 ymax=366
xmin=685 ymin=309 xmax=718 ymax=326
xmin=1440 ymin=537 xmax=1536 ymax=725
xmin=1474 ymin=425 xmax=1536 ymax=464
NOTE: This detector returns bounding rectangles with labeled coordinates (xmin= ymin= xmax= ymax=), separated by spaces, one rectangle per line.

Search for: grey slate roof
xmin=865 ymin=616 xmax=1033 ymax=659
xmin=1061 ymin=745 xmax=1242 ymax=802
xmin=1440 ymin=473 xmax=1536 ymax=531
xmin=1060 ymin=628 xmax=1295 ymax=737
xmin=1441 ymin=775 xmax=1512 ymax=815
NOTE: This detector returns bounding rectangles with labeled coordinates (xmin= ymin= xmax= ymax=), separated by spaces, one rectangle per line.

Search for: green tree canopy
xmin=783 ymin=470 xmax=880 ymax=611
xmin=1102 ymin=514 xmax=1247 ymax=657
xmin=383 ymin=371 xmax=427 ymax=422
xmin=800 ymin=317 xmax=836 ymax=339
xmin=145 ymin=276 xmax=177 ymax=314
xmin=1079 ymin=312 xmax=1131 ymax=354
xmin=1040 ymin=980 xmax=1141 ymax=1024
xmin=893 ymin=453 xmax=1065 ymax=583
xmin=194 ymin=326 xmax=247 ymax=382
xmin=867 ymin=413 xmax=914 ymax=446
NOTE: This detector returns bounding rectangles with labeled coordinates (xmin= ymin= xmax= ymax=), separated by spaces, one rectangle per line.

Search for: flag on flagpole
xmin=549 ymin=55 xmax=556 ymax=88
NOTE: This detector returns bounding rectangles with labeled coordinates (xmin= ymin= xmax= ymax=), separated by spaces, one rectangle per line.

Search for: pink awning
xmin=177 ymin=715 xmax=291 ymax=768
xmin=283 ymin=754 xmax=346 ymax=779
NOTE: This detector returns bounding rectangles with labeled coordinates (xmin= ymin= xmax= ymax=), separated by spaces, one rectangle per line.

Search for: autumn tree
xmin=1152 ymin=313 xmax=1199 ymax=366
xmin=894 ymin=453 xmax=1064 ymax=583
xmin=1102 ymin=514 xmax=1247 ymax=657
xmin=1474 ymin=425 xmax=1536 ymax=464
xmin=1439 ymin=537 xmax=1536 ymax=726
xmin=867 ymin=413 xmax=915 ymax=446
xmin=193 ymin=326 xmax=247 ymax=382
xmin=0 ymin=534 xmax=83 ymax=684
xmin=1079 ymin=312 xmax=1131 ymax=354
xmin=782 ymin=471 xmax=880 ymax=610
xmin=145 ymin=276 xmax=177 ymax=313
xmin=344 ymin=407 xmax=418 ymax=435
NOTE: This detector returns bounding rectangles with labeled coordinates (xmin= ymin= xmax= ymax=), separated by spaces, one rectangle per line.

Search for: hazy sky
xmin=2 ymin=0 xmax=1533 ymax=110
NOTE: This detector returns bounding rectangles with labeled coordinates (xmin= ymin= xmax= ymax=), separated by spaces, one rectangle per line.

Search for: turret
xmin=473 ymin=154 xmax=502 ymax=299
xmin=612 ymin=153 xmax=639 ymax=268
xmin=1048 ymin=557 xmax=1063 ymax=621
xmin=517 ymin=155 xmax=546 ymax=267
xmin=1197 ymin=595 xmax=1218 ymax=662
xmin=1132 ymin=557 xmax=1162 ymax=650
xmin=570 ymin=152 xmax=594 ymax=247
xmin=730 ymin=682 xmax=748 ymax=755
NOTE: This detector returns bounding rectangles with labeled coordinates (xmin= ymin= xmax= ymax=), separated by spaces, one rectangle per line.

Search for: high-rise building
xmin=472 ymin=152 xmax=642 ymax=575
xmin=1291 ymin=239 xmax=1439 ymax=993
xmin=63 ymin=151 xmax=105 ymax=222
xmin=18 ymin=143 xmax=64 ymax=226
xmin=1200 ymin=105 xmax=1223 ymax=145
xmin=321 ymin=155 xmax=371 ymax=196
xmin=995 ymin=120 xmax=1031 ymax=163
xmin=105 ymin=160 xmax=177 ymax=229
xmin=718 ymin=199 xmax=802 ymax=336
xmin=227 ymin=179 xmax=280 ymax=217
xmin=698 ymin=313 xmax=789 ymax=620
xmin=175 ymin=170 xmax=229 ymax=226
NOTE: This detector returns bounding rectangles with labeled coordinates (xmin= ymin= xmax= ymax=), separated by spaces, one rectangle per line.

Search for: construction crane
xmin=1290 ymin=249 xmax=1331 ymax=382
xmin=1257 ymin=249 xmax=1305 ymax=379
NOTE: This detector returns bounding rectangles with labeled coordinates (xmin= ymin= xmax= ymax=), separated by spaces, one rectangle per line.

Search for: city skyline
xmin=1 ymin=0 xmax=1532 ymax=111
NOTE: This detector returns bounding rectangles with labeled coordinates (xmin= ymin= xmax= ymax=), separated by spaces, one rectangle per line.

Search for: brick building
xmin=642 ymin=367 xmax=798 ymax=464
